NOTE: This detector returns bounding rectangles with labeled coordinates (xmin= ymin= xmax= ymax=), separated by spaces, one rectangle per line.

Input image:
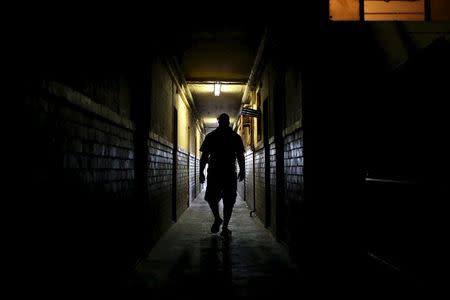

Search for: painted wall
xmin=175 ymin=94 xmax=190 ymax=152
xmin=151 ymin=59 xmax=173 ymax=142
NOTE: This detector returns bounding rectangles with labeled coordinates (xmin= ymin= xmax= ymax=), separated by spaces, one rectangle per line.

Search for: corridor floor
xmin=128 ymin=192 xmax=301 ymax=296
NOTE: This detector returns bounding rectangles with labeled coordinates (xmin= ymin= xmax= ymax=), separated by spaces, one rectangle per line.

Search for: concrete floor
xmin=127 ymin=192 xmax=302 ymax=296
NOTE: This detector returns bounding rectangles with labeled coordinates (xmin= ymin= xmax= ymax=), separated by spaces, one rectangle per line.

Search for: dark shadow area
xmin=18 ymin=66 xmax=151 ymax=292
xmin=364 ymin=36 xmax=450 ymax=293
xmin=128 ymin=234 xmax=302 ymax=297
xmin=170 ymin=236 xmax=234 ymax=296
xmin=126 ymin=235 xmax=233 ymax=296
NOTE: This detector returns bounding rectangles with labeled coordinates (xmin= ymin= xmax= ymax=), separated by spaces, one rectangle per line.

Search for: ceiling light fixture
xmin=214 ymin=82 xmax=221 ymax=96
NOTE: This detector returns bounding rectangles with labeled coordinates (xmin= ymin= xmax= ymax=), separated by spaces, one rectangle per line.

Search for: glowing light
xmin=203 ymin=117 xmax=219 ymax=124
xmin=203 ymin=116 xmax=235 ymax=125
xmin=220 ymin=84 xmax=245 ymax=93
xmin=214 ymin=82 xmax=221 ymax=96
xmin=188 ymin=83 xmax=245 ymax=95
xmin=188 ymin=84 xmax=214 ymax=93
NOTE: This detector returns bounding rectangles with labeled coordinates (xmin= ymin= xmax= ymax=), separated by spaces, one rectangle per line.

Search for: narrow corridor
xmin=19 ymin=4 xmax=450 ymax=294
xmin=127 ymin=192 xmax=300 ymax=296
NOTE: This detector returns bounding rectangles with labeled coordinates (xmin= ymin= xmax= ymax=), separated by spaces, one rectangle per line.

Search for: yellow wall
xmin=196 ymin=126 xmax=202 ymax=157
xmin=251 ymin=91 xmax=259 ymax=149
xmin=329 ymin=0 xmax=359 ymax=21
xmin=190 ymin=119 xmax=196 ymax=154
xmin=176 ymin=94 xmax=190 ymax=152
xmin=151 ymin=59 xmax=173 ymax=142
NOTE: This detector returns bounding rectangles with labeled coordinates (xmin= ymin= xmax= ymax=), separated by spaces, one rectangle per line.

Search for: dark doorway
xmin=172 ymin=108 xmax=178 ymax=222
xmin=263 ymin=98 xmax=271 ymax=227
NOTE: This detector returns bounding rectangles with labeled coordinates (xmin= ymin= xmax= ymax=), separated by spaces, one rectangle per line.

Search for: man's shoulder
xmin=200 ymin=132 xmax=213 ymax=151
xmin=205 ymin=130 xmax=217 ymax=139
xmin=232 ymin=131 xmax=243 ymax=140
xmin=207 ymin=128 xmax=241 ymax=140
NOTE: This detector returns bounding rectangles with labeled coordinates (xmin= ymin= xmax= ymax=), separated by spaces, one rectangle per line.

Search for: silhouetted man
xmin=200 ymin=113 xmax=245 ymax=238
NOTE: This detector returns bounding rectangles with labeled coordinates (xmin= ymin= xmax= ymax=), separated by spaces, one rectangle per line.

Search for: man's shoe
xmin=220 ymin=227 xmax=232 ymax=238
xmin=211 ymin=218 xmax=223 ymax=233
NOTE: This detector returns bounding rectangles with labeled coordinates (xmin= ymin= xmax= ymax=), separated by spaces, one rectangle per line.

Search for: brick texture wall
xmin=148 ymin=136 xmax=173 ymax=242
xmin=176 ymin=150 xmax=189 ymax=218
xmin=31 ymin=83 xmax=136 ymax=199
xmin=196 ymin=158 xmax=201 ymax=198
xmin=254 ymin=148 xmax=266 ymax=223
xmin=284 ymin=129 xmax=304 ymax=253
xmin=189 ymin=153 xmax=196 ymax=202
xmin=269 ymin=141 xmax=277 ymax=233
xmin=58 ymin=105 xmax=135 ymax=197
xmin=24 ymin=81 xmax=137 ymax=285
xmin=244 ymin=151 xmax=255 ymax=211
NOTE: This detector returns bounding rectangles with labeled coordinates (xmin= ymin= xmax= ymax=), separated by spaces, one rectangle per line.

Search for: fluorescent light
xmin=220 ymin=84 xmax=245 ymax=93
xmin=203 ymin=116 xmax=235 ymax=125
xmin=188 ymin=84 xmax=215 ymax=93
xmin=214 ymin=82 xmax=221 ymax=96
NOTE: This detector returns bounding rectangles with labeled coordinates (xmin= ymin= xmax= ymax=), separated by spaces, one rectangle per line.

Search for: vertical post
xmin=187 ymin=125 xmax=190 ymax=206
xmin=263 ymin=98 xmax=271 ymax=227
xmin=359 ymin=0 xmax=365 ymax=21
xmin=130 ymin=60 xmax=152 ymax=257
xmin=172 ymin=107 xmax=178 ymax=221
xmin=194 ymin=131 xmax=197 ymax=200
xmin=425 ymin=0 xmax=431 ymax=21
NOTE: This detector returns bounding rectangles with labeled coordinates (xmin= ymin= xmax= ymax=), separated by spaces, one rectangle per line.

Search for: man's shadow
xmin=200 ymin=235 xmax=233 ymax=294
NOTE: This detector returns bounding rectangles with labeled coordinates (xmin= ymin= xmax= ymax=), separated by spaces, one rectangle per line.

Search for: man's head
xmin=217 ymin=113 xmax=230 ymax=128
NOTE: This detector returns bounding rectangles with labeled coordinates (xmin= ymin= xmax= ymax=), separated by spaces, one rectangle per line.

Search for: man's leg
xmin=221 ymin=173 xmax=237 ymax=236
xmin=222 ymin=200 xmax=234 ymax=229
xmin=205 ymin=176 xmax=222 ymax=233
xmin=220 ymin=199 xmax=234 ymax=238
xmin=209 ymin=200 xmax=223 ymax=233
xmin=208 ymin=200 xmax=221 ymax=221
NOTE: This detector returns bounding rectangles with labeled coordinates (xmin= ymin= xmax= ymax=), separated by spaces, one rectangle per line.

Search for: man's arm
xmin=199 ymin=151 xmax=208 ymax=183
xmin=237 ymin=151 xmax=245 ymax=182
xmin=236 ymin=133 xmax=245 ymax=182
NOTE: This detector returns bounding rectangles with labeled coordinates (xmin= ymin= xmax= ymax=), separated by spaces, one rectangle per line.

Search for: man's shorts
xmin=205 ymin=172 xmax=237 ymax=206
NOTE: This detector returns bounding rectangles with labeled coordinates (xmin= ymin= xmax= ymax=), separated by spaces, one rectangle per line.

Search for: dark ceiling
xmin=180 ymin=27 xmax=262 ymax=81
